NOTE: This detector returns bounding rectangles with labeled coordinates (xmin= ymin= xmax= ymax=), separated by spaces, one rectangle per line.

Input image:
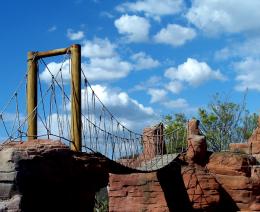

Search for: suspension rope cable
xmin=0 ymin=48 xmax=191 ymax=171
xmin=81 ymin=69 xmax=143 ymax=137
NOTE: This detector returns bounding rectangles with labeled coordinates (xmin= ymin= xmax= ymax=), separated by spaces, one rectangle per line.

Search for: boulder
xmin=186 ymin=135 xmax=207 ymax=165
xmin=249 ymin=202 xmax=260 ymax=211
xmin=251 ymin=139 xmax=260 ymax=154
xmin=0 ymin=140 xmax=109 ymax=212
xmin=207 ymin=152 xmax=256 ymax=176
xmin=229 ymin=143 xmax=250 ymax=154
xmin=214 ymin=175 xmax=252 ymax=190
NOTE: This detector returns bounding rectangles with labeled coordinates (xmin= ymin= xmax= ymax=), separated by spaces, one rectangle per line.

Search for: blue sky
xmin=1 ymin=0 xmax=260 ymax=133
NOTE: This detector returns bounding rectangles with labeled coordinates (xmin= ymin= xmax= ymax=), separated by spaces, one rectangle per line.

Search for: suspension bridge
xmin=0 ymin=44 xmax=188 ymax=172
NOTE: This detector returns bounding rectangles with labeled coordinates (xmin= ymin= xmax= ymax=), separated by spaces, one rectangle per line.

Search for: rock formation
xmin=109 ymin=119 xmax=260 ymax=211
xmin=0 ymin=140 xmax=108 ymax=212
xmin=0 ymin=118 xmax=259 ymax=211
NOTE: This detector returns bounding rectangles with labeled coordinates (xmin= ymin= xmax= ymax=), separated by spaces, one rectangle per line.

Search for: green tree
xmin=237 ymin=112 xmax=258 ymax=140
xmin=163 ymin=93 xmax=258 ymax=153
xmin=198 ymin=93 xmax=258 ymax=151
xmin=94 ymin=187 xmax=109 ymax=212
xmin=163 ymin=113 xmax=187 ymax=153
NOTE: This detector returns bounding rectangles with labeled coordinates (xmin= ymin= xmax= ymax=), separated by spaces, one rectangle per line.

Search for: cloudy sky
xmin=1 ymin=0 xmax=260 ymax=133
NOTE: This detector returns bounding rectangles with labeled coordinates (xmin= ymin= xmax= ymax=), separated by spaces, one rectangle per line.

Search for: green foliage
xmin=163 ymin=113 xmax=187 ymax=153
xmin=238 ymin=112 xmax=258 ymax=140
xmin=198 ymin=93 xmax=257 ymax=151
xmin=94 ymin=187 xmax=109 ymax=212
xmin=163 ymin=93 xmax=258 ymax=152
xmin=94 ymin=199 xmax=108 ymax=212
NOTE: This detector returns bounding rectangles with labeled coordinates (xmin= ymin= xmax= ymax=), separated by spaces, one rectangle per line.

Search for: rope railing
xmin=0 ymin=47 xmax=189 ymax=171
xmin=0 ymin=70 xmax=28 ymax=142
xmin=0 ymin=52 xmax=72 ymax=144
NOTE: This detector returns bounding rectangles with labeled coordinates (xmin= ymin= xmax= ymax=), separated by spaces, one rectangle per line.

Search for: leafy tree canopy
xmin=163 ymin=93 xmax=258 ymax=152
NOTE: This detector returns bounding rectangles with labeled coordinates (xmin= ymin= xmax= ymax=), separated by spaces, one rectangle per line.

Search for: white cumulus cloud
xmin=165 ymin=81 xmax=183 ymax=94
xmin=48 ymin=25 xmax=57 ymax=32
xmin=40 ymin=58 xmax=132 ymax=83
xmin=131 ymin=52 xmax=160 ymax=70
xmin=83 ymin=57 xmax=132 ymax=81
xmin=39 ymin=60 xmax=71 ymax=84
xmin=147 ymin=88 xmax=167 ymax=103
xmin=114 ymin=14 xmax=150 ymax=42
xmin=67 ymin=29 xmax=85 ymax=40
xmin=234 ymin=58 xmax=260 ymax=92
xmin=154 ymin=24 xmax=196 ymax=47
xmin=40 ymin=37 xmax=134 ymax=83
xmin=186 ymin=0 xmax=260 ymax=35
xmin=131 ymin=76 xmax=163 ymax=92
xmin=116 ymin=0 xmax=184 ymax=20
xmin=164 ymin=58 xmax=226 ymax=86
xmin=162 ymin=98 xmax=188 ymax=109
xmin=81 ymin=37 xmax=132 ymax=81
xmin=82 ymin=38 xmax=117 ymax=58
xmin=215 ymin=37 xmax=260 ymax=60
xmin=83 ymin=84 xmax=157 ymax=131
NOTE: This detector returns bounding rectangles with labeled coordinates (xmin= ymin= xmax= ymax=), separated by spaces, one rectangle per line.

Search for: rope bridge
xmin=0 ymin=44 xmax=188 ymax=171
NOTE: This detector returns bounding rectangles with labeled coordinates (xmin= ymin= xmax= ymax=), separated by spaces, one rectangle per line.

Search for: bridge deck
xmin=138 ymin=153 xmax=179 ymax=171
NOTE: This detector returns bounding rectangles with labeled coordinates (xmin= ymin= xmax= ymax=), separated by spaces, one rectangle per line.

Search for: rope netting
xmin=0 ymin=52 xmax=189 ymax=171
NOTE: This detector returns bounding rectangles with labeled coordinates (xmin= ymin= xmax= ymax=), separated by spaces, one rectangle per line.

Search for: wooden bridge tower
xmin=27 ymin=44 xmax=82 ymax=151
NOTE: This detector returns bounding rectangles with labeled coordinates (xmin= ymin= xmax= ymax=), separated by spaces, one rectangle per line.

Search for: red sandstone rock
xmin=142 ymin=124 xmax=165 ymax=162
xmin=182 ymin=165 xmax=220 ymax=210
xmin=227 ymin=189 xmax=253 ymax=204
xmin=188 ymin=119 xmax=200 ymax=136
xmin=109 ymin=173 xmax=168 ymax=212
xmin=207 ymin=152 xmax=256 ymax=176
xmin=246 ymin=117 xmax=260 ymax=161
xmin=108 ymin=120 xmax=260 ymax=212
xmin=229 ymin=143 xmax=250 ymax=154
xmin=206 ymin=151 xmax=260 ymax=211
xmin=109 ymin=155 xmax=260 ymax=212
xmin=229 ymin=115 xmax=260 ymax=163
xmin=186 ymin=135 xmax=207 ymax=164
xmin=248 ymin=116 xmax=260 ymax=144
xmin=185 ymin=118 xmax=207 ymax=166
xmin=251 ymin=166 xmax=260 ymax=187
xmin=0 ymin=140 xmax=108 ymax=212
xmin=251 ymin=139 xmax=260 ymax=155
xmin=109 ymin=164 xmax=221 ymax=212
xmin=215 ymin=175 xmax=252 ymax=190
xmin=250 ymin=202 xmax=260 ymax=211
xmin=109 ymin=190 xmax=127 ymax=197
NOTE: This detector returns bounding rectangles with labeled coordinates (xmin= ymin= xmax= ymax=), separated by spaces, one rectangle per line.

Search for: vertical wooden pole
xmin=27 ymin=52 xmax=38 ymax=140
xmin=70 ymin=44 xmax=82 ymax=151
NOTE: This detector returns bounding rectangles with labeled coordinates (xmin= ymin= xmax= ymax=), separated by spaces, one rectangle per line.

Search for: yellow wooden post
xmin=27 ymin=51 xmax=38 ymax=140
xmin=26 ymin=45 xmax=82 ymax=149
xmin=70 ymin=44 xmax=82 ymax=151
